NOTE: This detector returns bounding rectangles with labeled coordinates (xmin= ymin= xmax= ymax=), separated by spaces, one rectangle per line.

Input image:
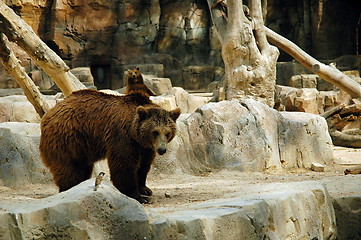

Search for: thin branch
xmin=249 ymin=0 xmax=269 ymax=53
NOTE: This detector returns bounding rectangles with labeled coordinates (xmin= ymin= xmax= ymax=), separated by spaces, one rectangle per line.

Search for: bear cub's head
xmin=134 ymin=106 xmax=181 ymax=155
xmin=127 ymin=66 xmax=143 ymax=84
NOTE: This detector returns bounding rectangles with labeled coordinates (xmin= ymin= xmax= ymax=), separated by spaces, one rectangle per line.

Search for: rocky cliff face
xmin=6 ymin=0 xmax=222 ymax=89
xmin=267 ymin=0 xmax=361 ymax=61
xmin=2 ymin=0 xmax=360 ymax=90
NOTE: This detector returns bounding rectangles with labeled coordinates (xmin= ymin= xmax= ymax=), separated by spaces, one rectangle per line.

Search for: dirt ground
xmin=0 ymin=146 xmax=360 ymax=210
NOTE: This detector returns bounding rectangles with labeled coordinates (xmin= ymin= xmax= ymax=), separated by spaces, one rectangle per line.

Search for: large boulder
xmin=155 ymin=99 xmax=334 ymax=174
xmin=0 ymin=179 xmax=150 ymax=240
xmin=0 ymin=122 xmax=52 ymax=186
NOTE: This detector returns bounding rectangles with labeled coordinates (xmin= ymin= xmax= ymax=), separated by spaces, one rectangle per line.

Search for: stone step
xmin=0 ymin=179 xmax=340 ymax=240
xmin=147 ymin=181 xmax=336 ymax=240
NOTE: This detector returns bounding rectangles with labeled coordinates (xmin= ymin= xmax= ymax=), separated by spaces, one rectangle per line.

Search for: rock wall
xmin=2 ymin=0 xmax=359 ymax=90
xmin=4 ymin=0 xmax=222 ymax=90
xmin=267 ymin=0 xmax=361 ymax=61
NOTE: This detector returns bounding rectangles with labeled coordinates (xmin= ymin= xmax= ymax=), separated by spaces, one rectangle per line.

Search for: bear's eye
xmin=166 ymin=132 xmax=171 ymax=139
xmin=153 ymin=131 xmax=159 ymax=137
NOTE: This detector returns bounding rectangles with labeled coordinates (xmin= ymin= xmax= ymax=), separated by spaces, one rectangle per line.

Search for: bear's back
xmin=41 ymin=89 xmax=153 ymax=135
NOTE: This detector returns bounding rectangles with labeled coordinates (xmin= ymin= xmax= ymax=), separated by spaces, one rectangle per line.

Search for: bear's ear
xmin=169 ymin=108 xmax=181 ymax=121
xmin=136 ymin=106 xmax=149 ymax=120
xmin=136 ymin=66 xmax=140 ymax=71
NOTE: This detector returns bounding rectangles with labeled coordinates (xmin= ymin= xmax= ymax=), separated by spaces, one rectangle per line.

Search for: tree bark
xmin=207 ymin=0 xmax=279 ymax=107
xmin=0 ymin=1 xmax=86 ymax=97
xmin=0 ymin=33 xmax=50 ymax=117
xmin=265 ymin=26 xmax=361 ymax=99
xmin=323 ymin=103 xmax=361 ymax=148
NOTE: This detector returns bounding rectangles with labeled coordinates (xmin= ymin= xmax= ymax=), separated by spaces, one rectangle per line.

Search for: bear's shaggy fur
xmin=40 ymin=89 xmax=180 ymax=203
xmin=125 ymin=67 xmax=155 ymax=96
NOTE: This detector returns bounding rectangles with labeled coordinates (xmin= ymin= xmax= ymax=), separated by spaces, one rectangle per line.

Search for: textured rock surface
xmin=0 ymin=180 xmax=337 ymax=240
xmin=279 ymin=111 xmax=334 ymax=169
xmin=148 ymin=181 xmax=336 ymax=240
xmin=0 ymin=95 xmax=56 ymax=123
xmin=1 ymin=0 xmax=360 ymax=92
xmin=321 ymin=175 xmax=361 ymax=240
xmin=0 ymin=179 xmax=150 ymax=240
xmin=143 ymin=75 xmax=172 ymax=95
xmin=275 ymin=85 xmax=351 ymax=114
xmin=267 ymin=1 xmax=360 ymax=61
xmin=155 ymin=99 xmax=334 ymax=174
xmin=0 ymin=96 xmax=334 ymax=186
xmin=0 ymin=122 xmax=52 ymax=186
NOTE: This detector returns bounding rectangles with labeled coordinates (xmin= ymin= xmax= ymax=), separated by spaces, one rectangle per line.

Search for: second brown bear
xmin=125 ymin=67 xmax=155 ymax=96
xmin=40 ymin=89 xmax=180 ymax=203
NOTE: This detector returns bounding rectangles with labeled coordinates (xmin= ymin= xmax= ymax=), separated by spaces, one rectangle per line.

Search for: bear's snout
xmin=157 ymin=147 xmax=167 ymax=155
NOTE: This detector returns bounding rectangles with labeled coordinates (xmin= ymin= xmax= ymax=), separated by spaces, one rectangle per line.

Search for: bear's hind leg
xmin=52 ymin=161 xmax=93 ymax=192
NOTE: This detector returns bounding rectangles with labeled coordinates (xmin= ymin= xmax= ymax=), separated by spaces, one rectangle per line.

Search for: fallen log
xmin=323 ymin=103 xmax=361 ymax=148
xmin=265 ymin=27 xmax=361 ymax=99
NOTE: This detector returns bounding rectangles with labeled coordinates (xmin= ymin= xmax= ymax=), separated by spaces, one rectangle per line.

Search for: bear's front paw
xmin=140 ymin=186 xmax=153 ymax=196
xmin=136 ymin=195 xmax=150 ymax=204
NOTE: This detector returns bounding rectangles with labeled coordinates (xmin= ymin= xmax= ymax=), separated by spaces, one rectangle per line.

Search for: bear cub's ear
xmin=136 ymin=106 xmax=149 ymax=120
xmin=170 ymin=108 xmax=181 ymax=122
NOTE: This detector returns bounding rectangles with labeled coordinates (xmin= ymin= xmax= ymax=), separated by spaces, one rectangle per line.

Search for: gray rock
xmin=70 ymin=67 xmax=94 ymax=84
xmin=279 ymin=111 xmax=334 ymax=169
xmin=0 ymin=122 xmax=52 ymax=186
xmin=151 ymin=87 xmax=211 ymax=114
xmin=275 ymin=85 xmax=351 ymax=114
xmin=147 ymin=181 xmax=336 ymax=240
xmin=0 ymin=95 xmax=56 ymax=123
xmin=0 ymin=88 xmax=25 ymax=97
xmin=0 ymin=179 xmax=337 ymax=240
xmin=0 ymin=179 xmax=150 ymax=240
xmin=321 ymin=175 xmax=361 ymax=240
xmin=31 ymin=70 xmax=54 ymax=90
xmin=0 ymin=96 xmax=41 ymax=123
xmin=143 ymin=75 xmax=172 ymax=95
xmin=289 ymin=74 xmax=318 ymax=89
xmin=155 ymin=99 xmax=334 ymax=174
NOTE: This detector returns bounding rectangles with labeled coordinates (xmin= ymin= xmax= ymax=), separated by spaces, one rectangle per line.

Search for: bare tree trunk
xmin=265 ymin=27 xmax=361 ymax=99
xmin=207 ymin=0 xmax=279 ymax=107
xmin=0 ymin=1 xmax=86 ymax=97
xmin=0 ymin=33 xmax=50 ymax=117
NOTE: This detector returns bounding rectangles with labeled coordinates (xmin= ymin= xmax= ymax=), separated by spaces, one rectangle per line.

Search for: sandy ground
xmin=0 ymin=146 xmax=360 ymax=210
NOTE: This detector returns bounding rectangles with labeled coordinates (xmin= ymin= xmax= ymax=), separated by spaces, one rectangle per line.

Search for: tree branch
xmin=0 ymin=33 xmax=50 ymax=117
xmin=265 ymin=26 xmax=361 ymax=99
xmin=0 ymin=1 xmax=86 ymax=96
xmin=249 ymin=0 xmax=269 ymax=53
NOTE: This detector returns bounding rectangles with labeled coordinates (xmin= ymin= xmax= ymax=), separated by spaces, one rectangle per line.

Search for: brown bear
xmin=40 ymin=89 xmax=180 ymax=203
xmin=124 ymin=67 xmax=155 ymax=96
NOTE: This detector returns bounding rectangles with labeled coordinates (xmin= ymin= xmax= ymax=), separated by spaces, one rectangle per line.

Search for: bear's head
xmin=127 ymin=67 xmax=143 ymax=84
xmin=133 ymin=106 xmax=181 ymax=155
